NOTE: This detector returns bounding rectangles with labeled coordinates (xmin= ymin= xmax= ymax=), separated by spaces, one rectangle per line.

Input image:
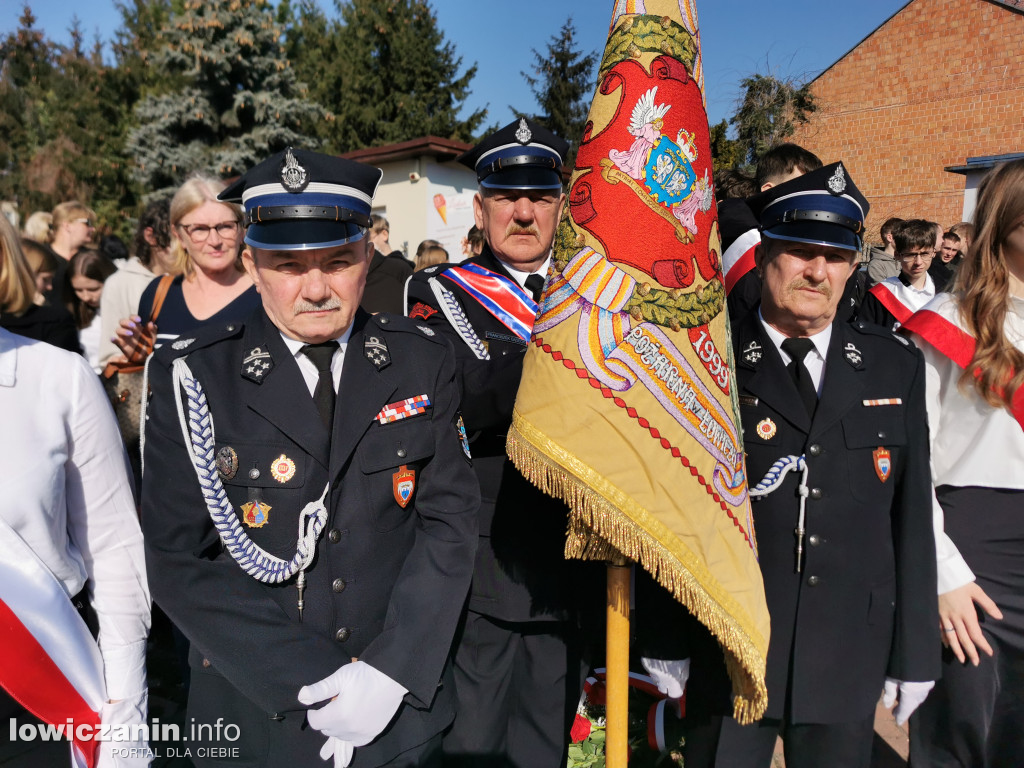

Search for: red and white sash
xmin=904 ymin=295 xmax=1024 ymax=432
xmin=0 ymin=519 xmax=105 ymax=768
xmin=722 ymin=228 xmax=760 ymax=294
xmin=868 ymin=281 xmax=915 ymax=325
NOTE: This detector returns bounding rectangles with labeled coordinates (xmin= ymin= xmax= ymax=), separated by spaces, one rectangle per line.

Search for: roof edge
xmin=339 ymin=136 xmax=473 ymax=165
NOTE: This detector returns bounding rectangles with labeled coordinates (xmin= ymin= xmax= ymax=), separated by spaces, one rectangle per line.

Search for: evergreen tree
xmin=730 ymin=73 xmax=815 ymax=168
xmin=295 ymin=0 xmax=485 ymax=153
xmin=708 ymin=119 xmax=742 ymax=173
xmin=516 ymin=17 xmax=598 ymax=169
xmin=126 ymin=0 xmax=326 ymax=194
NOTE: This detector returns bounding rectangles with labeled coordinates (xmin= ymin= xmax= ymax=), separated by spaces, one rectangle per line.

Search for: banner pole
xmin=605 ymin=559 xmax=631 ymax=768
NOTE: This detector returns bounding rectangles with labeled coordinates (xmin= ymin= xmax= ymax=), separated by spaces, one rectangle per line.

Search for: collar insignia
xmin=828 ymin=164 xmax=847 ymax=195
xmin=365 ymin=335 xmax=390 ymax=370
xmin=844 ymin=342 xmax=863 ymax=369
xmin=742 ymin=340 xmax=763 ymax=365
xmin=172 ymin=337 xmax=196 ymax=350
xmin=242 ymin=346 xmax=274 ymax=383
xmin=280 ymin=148 xmax=309 ymax=193
xmin=515 ymin=117 xmax=532 ymax=145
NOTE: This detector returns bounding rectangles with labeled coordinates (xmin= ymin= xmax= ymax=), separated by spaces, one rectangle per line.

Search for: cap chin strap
xmin=477 ymin=153 xmax=559 ymax=182
xmin=246 ymin=205 xmax=372 ymax=229
xmin=762 ymin=207 xmax=864 ymax=235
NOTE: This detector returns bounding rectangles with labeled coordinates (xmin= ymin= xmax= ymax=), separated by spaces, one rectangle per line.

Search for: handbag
xmin=101 ymin=274 xmax=173 ymax=453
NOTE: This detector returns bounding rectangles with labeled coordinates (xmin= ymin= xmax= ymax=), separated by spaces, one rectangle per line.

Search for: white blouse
xmin=0 ymin=328 xmax=150 ymax=700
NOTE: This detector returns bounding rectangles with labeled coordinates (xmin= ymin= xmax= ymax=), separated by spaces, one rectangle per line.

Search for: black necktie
xmin=301 ymin=342 xmax=339 ymax=428
xmin=780 ymin=337 xmax=818 ymax=417
xmin=525 ymin=274 xmax=544 ymax=304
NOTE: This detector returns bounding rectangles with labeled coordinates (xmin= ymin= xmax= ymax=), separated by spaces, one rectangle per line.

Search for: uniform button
xmin=226 ymin=324 xmax=236 ymax=332
xmin=249 ymin=468 xmax=260 ymax=480
xmin=335 ymin=627 xmax=351 ymax=642
xmin=379 ymin=317 xmax=389 ymax=324
xmin=202 ymin=658 xmax=211 ymax=668
xmin=808 ymin=534 xmax=821 ymax=547
xmin=878 ymin=431 xmax=887 ymax=439
xmin=809 ymin=487 xmax=822 ymax=500
xmin=328 ymin=529 xmax=341 ymax=543
xmin=808 ymin=444 xmax=822 ymax=457
xmin=397 ymin=448 xmax=407 ymax=458
xmin=269 ymin=713 xmax=284 ymax=722
xmin=332 ymin=578 xmax=346 ymax=593
xmin=807 ymin=575 xmax=820 ymax=587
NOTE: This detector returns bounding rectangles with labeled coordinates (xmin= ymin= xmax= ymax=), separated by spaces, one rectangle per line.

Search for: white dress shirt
xmin=280 ymin=324 xmax=354 ymax=397
xmin=910 ymin=293 xmax=1024 ymax=593
xmin=0 ymin=329 xmax=150 ymax=701
xmin=758 ymin=311 xmax=832 ymax=394
xmin=500 ymin=255 xmax=552 ymax=291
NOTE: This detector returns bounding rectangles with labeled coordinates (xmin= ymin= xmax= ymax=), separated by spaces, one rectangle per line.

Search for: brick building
xmin=789 ymin=0 xmax=1024 ymax=242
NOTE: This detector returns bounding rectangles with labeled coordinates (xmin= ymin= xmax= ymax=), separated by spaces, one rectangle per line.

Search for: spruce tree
xmin=295 ymin=0 xmax=485 ymax=152
xmin=516 ymin=17 xmax=598 ymax=170
xmin=126 ymin=0 xmax=326 ymax=194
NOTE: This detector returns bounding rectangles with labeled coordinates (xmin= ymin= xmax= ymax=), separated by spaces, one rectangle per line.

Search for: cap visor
xmin=244 ymin=220 xmax=366 ymax=251
xmin=480 ymin=166 xmax=562 ymax=190
xmin=762 ymin=222 xmax=861 ymax=252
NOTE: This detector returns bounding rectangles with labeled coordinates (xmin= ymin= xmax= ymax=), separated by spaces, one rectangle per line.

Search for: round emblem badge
xmin=756 ymin=418 xmax=777 ymax=441
xmin=215 ymin=446 xmax=239 ymax=480
xmin=270 ymin=454 xmax=297 ymax=483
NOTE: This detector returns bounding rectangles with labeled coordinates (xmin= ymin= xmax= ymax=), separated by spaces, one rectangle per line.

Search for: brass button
xmin=335 ymin=627 xmax=351 ymax=642
xmin=808 ymin=534 xmax=821 ymax=547
xmin=807 ymin=575 xmax=820 ymax=587
xmin=809 ymin=488 xmax=822 ymax=500
xmin=808 ymin=444 xmax=822 ymax=457
xmin=328 ymin=529 xmax=341 ymax=543
xmin=332 ymin=578 xmax=346 ymax=593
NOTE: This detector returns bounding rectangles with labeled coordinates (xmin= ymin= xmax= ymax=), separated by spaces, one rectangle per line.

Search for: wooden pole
xmin=605 ymin=560 xmax=631 ymax=768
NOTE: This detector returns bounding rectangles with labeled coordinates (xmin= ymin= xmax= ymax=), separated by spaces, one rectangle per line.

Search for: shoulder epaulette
xmin=370 ymin=313 xmax=447 ymax=345
xmin=850 ymin=320 xmax=918 ymax=352
xmin=152 ymin=321 xmax=246 ymax=364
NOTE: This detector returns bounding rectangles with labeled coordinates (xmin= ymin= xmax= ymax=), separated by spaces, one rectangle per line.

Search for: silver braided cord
xmin=171 ymin=358 xmax=328 ymax=584
xmin=429 ymin=278 xmax=490 ymax=360
xmin=749 ymin=454 xmax=807 ymax=498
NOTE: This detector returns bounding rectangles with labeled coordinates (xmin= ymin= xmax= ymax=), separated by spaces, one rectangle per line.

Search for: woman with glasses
xmin=114 ymin=173 xmax=259 ymax=356
xmin=903 ymin=158 xmax=1024 ymax=766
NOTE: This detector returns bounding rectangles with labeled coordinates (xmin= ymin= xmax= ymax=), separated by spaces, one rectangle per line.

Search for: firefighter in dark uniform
xmin=405 ymin=118 xmax=595 ymax=767
xmin=140 ymin=149 xmax=479 ymax=768
xmin=683 ymin=163 xmax=941 ymax=768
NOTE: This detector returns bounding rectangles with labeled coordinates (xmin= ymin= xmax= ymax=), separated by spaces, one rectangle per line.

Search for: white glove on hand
xmin=641 ymin=657 xmax=691 ymax=699
xmin=97 ymin=696 xmax=151 ymax=767
xmin=317 ymin=736 xmax=355 ymax=768
xmin=298 ymin=661 xmax=407 ymax=756
xmin=882 ymin=678 xmax=935 ymax=726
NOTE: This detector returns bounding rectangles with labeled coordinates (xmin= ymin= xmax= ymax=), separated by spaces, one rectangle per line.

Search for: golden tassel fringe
xmin=507 ymin=426 xmax=768 ymax=724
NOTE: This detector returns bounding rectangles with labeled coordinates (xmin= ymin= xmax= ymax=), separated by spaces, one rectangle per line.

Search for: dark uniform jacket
xmin=361 ymin=248 xmax=413 ymax=315
xmin=141 ymin=307 xmax=478 ymax=766
xmin=729 ymin=311 xmax=940 ymax=723
xmin=405 ymin=247 xmax=584 ymax=623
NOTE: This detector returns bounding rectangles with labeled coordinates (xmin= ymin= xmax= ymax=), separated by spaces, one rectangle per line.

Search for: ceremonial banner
xmin=507 ymin=0 xmax=769 ymax=721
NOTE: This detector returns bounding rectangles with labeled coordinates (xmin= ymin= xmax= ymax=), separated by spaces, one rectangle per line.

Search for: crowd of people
xmin=0 ymin=125 xmax=1021 ymax=768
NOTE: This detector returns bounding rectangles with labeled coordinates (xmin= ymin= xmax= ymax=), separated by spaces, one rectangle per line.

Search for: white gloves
xmin=641 ymin=657 xmax=690 ymax=699
xmin=97 ymin=696 xmax=152 ymax=767
xmin=298 ymin=661 xmax=407 ymax=767
xmin=882 ymin=678 xmax=935 ymax=725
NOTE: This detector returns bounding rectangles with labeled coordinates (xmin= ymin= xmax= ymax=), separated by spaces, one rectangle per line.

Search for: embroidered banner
xmin=507 ymin=0 xmax=768 ymax=722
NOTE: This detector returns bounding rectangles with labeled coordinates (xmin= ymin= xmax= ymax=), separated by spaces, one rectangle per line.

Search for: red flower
xmin=570 ymin=713 xmax=592 ymax=743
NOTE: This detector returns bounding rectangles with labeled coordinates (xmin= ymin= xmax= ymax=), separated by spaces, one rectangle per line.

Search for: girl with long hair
xmin=904 ymin=158 xmax=1024 ymax=766
xmin=66 ymin=248 xmax=117 ymax=373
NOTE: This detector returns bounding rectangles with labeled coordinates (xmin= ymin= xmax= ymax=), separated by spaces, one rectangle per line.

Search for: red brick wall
xmin=789 ymin=0 xmax=1024 ymax=241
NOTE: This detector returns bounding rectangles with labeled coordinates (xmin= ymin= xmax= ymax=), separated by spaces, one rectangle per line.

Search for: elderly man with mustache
xmin=679 ymin=163 xmax=940 ymax=768
xmin=405 ymin=119 xmax=599 ymax=768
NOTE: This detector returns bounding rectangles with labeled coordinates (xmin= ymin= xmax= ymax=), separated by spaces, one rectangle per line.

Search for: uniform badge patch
xmin=515 ymin=117 xmax=532 ymax=144
xmin=417 ymin=325 xmax=435 ymax=337
xmin=280 ymin=148 xmax=309 ymax=193
xmin=242 ymin=346 xmax=274 ymax=383
xmin=873 ymin=446 xmax=892 ymax=483
xmin=742 ymin=340 xmax=762 ymax=365
xmin=172 ymin=338 xmax=196 ymax=350
xmin=240 ymin=500 xmax=272 ymax=528
xmin=409 ymin=302 xmax=438 ymax=321
xmin=269 ymin=454 xmax=296 ymax=483
xmin=376 ymin=395 xmax=431 ymax=424
xmin=455 ymin=414 xmax=471 ymax=459
xmin=216 ymin=446 xmax=239 ymax=480
xmin=863 ymin=398 xmax=902 ymax=407
xmin=844 ymin=342 xmax=863 ymax=369
xmin=828 ymin=163 xmax=847 ymax=194
xmin=756 ymin=418 xmax=777 ymax=441
xmin=392 ymin=465 xmax=416 ymax=509
xmin=365 ymin=335 xmax=390 ymax=370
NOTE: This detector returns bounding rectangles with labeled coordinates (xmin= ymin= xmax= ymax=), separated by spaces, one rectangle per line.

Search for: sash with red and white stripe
xmin=0 ymin=519 xmax=105 ymax=768
xmin=903 ymin=297 xmax=1024 ymax=432
xmin=440 ymin=263 xmax=538 ymax=342
xmin=867 ymin=281 xmax=915 ymax=325
xmin=722 ymin=228 xmax=760 ymax=295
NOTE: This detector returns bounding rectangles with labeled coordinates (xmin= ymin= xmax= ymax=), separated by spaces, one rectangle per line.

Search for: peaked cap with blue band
xmin=747 ymin=161 xmax=870 ymax=252
xmin=218 ymin=148 xmax=383 ymax=252
xmin=459 ymin=118 xmax=569 ymax=191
